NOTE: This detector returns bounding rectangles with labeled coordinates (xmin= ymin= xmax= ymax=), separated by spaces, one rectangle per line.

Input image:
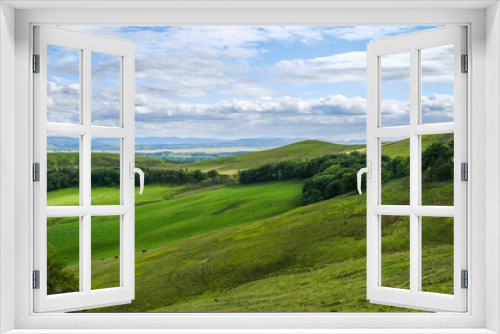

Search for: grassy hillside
xmin=48 ymin=180 xmax=305 ymax=265
xmin=177 ymin=140 xmax=364 ymax=174
xmin=380 ymin=133 xmax=453 ymax=159
xmin=85 ymin=177 xmax=453 ymax=313
xmin=46 ymin=134 xmax=455 ymax=312
xmin=47 ymin=152 xmax=179 ymax=171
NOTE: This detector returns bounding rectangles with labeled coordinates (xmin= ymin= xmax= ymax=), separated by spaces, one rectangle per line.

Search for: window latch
xmin=357 ymin=162 xmax=372 ymax=195
xmin=129 ymin=162 xmax=144 ymax=195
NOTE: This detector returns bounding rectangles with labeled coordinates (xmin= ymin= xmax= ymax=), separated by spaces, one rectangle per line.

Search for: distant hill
xmin=47 ymin=136 xmax=307 ymax=152
xmin=179 ymin=140 xmax=365 ymax=174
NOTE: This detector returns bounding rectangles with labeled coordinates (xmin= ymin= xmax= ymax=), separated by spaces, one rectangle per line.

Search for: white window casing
xmin=1 ymin=2 xmax=496 ymax=333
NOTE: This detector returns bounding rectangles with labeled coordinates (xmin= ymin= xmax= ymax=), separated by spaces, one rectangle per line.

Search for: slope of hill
xmin=47 ymin=152 xmax=179 ymax=170
xmin=48 ymin=180 xmax=305 ymax=265
xmin=86 ymin=177 xmax=453 ymax=313
xmin=177 ymin=140 xmax=365 ymax=174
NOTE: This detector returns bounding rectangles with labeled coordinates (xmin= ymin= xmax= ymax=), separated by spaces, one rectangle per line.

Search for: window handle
xmin=129 ymin=162 xmax=144 ymax=195
xmin=357 ymin=162 xmax=371 ymax=195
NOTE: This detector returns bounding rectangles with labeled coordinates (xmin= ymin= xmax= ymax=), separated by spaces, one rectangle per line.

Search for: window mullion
xmin=409 ymin=47 xmax=420 ymax=294
xmin=82 ymin=47 xmax=92 ymax=294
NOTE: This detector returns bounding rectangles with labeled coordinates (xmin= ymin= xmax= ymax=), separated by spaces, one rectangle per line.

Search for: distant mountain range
xmin=47 ymin=136 xmax=308 ymax=152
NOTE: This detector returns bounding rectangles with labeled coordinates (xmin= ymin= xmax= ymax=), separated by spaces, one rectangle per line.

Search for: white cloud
xmin=132 ymin=93 xmax=452 ymax=141
xmin=325 ymin=26 xmax=416 ymax=41
xmin=274 ymin=45 xmax=453 ymax=84
xmin=47 ymin=81 xmax=80 ymax=124
xmin=274 ymin=51 xmax=367 ymax=83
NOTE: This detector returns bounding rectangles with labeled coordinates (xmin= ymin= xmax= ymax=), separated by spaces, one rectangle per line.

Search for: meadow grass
xmin=48 ymin=180 xmax=304 ymax=265
xmin=85 ymin=179 xmax=453 ymax=313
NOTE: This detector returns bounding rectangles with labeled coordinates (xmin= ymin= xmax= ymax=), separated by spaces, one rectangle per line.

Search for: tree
xmin=422 ymin=142 xmax=454 ymax=182
xmin=47 ymin=243 xmax=79 ymax=295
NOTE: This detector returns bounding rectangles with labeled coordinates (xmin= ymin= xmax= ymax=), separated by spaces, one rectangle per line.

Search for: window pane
xmin=421 ymin=134 xmax=454 ymax=206
xmin=421 ymin=217 xmax=454 ymax=294
xmin=91 ymin=52 xmax=121 ymax=127
xmin=47 ymin=135 xmax=80 ymax=206
xmin=47 ymin=216 xmax=80 ymax=295
xmin=91 ymin=216 xmax=121 ymax=290
xmin=381 ymin=137 xmax=410 ymax=205
xmin=91 ymin=137 xmax=121 ymax=205
xmin=381 ymin=215 xmax=410 ymax=290
xmin=421 ymin=45 xmax=454 ymax=124
xmin=47 ymin=45 xmax=80 ymax=124
xmin=380 ymin=52 xmax=410 ymax=127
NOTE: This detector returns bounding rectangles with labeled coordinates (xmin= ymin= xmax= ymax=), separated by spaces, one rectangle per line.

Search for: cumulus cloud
xmin=422 ymin=93 xmax=454 ymax=123
xmin=274 ymin=45 xmax=453 ymax=84
xmin=47 ymin=81 xmax=80 ymax=124
xmin=132 ymin=93 xmax=452 ymax=141
xmin=326 ymin=26 xmax=417 ymax=41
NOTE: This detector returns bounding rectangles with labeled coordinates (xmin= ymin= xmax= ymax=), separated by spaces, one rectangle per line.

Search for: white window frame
xmin=33 ymin=25 xmax=136 ymax=313
xmin=1 ymin=1 xmax=498 ymax=333
xmin=366 ymin=26 xmax=467 ymax=312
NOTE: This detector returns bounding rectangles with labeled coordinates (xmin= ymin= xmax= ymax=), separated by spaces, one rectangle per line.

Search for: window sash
xmin=366 ymin=26 xmax=467 ymax=312
xmin=32 ymin=25 xmax=136 ymax=313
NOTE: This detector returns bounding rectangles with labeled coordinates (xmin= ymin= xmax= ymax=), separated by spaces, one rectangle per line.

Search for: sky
xmin=46 ymin=26 xmax=454 ymax=144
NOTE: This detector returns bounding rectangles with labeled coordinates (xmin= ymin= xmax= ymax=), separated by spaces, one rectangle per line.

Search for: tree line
xmin=239 ymin=141 xmax=454 ymax=205
xmin=47 ymin=167 xmax=238 ymax=192
xmin=47 ymin=141 xmax=454 ymax=206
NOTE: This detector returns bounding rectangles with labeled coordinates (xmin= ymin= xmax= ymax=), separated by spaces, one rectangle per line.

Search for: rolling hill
xmin=84 ymin=176 xmax=453 ymax=313
xmin=176 ymin=140 xmax=365 ymax=174
xmin=45 ymin=134 xmax=454 ymax=312
xmin=47 ymin=180 xmax=305 ymax=265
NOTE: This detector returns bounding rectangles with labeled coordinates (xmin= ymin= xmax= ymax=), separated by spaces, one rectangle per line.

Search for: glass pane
xmin=47 ymin=45 xmax=80 ymax=124
xmin=421 ymin=45 xmax=454 ymax=124
xmin=91 ymin=216 xmax=121 ymax=290
xmin=381 ymin=137 xmax=410 ymax=205
xmin=47 ymin=135 xmax=80 ymax=206
xmin=381 ymin=215 xmax=410 ymax=290
xmin=91 ymin=52 xmax=121 ymax=127
xmin=47 ymin=216 xmax=80 ymax=295
xmin=421 ymin=133 xmax=454 ymax=206
xmin=91 ymin=137 xmax=121 ymax=206
xmin=380 ymin=52 xmax=410 ymax=127
xmin=421 ymin=217 xmax=454 ymax=294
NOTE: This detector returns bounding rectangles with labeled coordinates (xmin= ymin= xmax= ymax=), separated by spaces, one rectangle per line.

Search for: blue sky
xmin=47 ymin=26 xmax=454 ymax=144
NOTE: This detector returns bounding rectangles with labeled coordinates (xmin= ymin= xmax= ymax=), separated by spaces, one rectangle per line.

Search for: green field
xmin=48 ymin=180 xmax=304 ymax=265
xmin=86 ymin=178 xmax=452 ymax=312
xmin=45 ymin=137 xmax=454 ymax=312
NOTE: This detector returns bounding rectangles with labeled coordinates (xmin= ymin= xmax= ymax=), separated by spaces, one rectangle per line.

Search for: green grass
xmin=177 ymin=140 xmax=364 ymax=174
xmin=85 ymin=178 xmax=452 ymax=313
xmin=48 ymin=180 xmax=304 ymax=265
xmin=47 ymin=184 xmax=195 ymax=207
xmin=47 ymin=134 xmax=455 ymax=312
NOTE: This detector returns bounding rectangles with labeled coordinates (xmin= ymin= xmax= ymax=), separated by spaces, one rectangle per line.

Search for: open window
xmin=364 ymin=26 xmax=467 ymax=312
xmin=33 ymin=26 xmax=138 ymax=312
